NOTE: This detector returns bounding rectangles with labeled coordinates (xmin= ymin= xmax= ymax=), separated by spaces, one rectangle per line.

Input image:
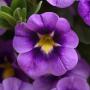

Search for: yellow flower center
xmin=36 ymin=34 xmax=55 ymax=54
xmin=3 ymin=63 xmax=15 ymax=78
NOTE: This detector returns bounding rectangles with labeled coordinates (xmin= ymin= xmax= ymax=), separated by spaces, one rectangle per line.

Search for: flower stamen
xmin=35 ymin=33 xmax=55 ymax=54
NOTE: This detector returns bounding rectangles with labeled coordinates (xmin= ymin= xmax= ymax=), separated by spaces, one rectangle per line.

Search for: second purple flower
xmin=13 ymin=12 xmax=79 ymax=77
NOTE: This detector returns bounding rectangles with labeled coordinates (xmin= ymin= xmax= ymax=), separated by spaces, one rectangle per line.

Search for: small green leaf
xmin=21 ymin=8 xmax=27 ymax=22
xmin=13 ymin=8 xmax=22 ymax=22
xmin=0 ymin=18 xmax=11 ymax=29
xmin=75 ymin=24 xmax=90 ymax=44
xmin=27 ymin=0 xmax=43 ymax=16
xmin=34 ymin=1 xmax=43 ymax=14
xmin=11 ymin=0 xmax=27 ymax=10
xmin=13 ymin=8 xmax=27 ymax=22
xmin=0 ymin=6 xmax=12 ymax=15
xmin=0 ymin=11 xmax=16 ymax=26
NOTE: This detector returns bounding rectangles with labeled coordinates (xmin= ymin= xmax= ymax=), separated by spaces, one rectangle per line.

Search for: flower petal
xmin=2 ymin=77 xmax=33 ymax=90
xmin=18 ymin=47 xmax=67 ymax=77
xmin=70 ymin=55 xmax=90 ymax=79
xmin=27 ymin=12 xmax=59 ymax=33
xmin=59 ymin=47 xmax=78 ymax=70
xmin=54 ymin=30 xmax=79 ymax=48
xmin=47 ymin=47 xmax=67 ymax=76
xmin=61 ymin=30 xmax=79 ymax=48
xmin=13 ymin=23 xmax=39 ymax=53
xmin=17 ymin=47 xmax=78 ymax=77
xmin=0 ymin=84 xmax=3 ymax=90
xmin=56 ymin=76 xmax=90 ymax=90
xmin=27 ymin=14 xmax=44 ymax=32
xmin=41 ymin=12 xmax=59 ymax=31
xmin=17 ymin=48 xmax=48 ymax=77
xmin=55 ymin=18 xmax=71 ymax=33
xmin=47 ymin=0 xmax=75 ymax=8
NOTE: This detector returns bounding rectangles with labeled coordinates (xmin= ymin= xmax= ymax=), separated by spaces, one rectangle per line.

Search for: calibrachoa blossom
xmin=13 ymin=12 xmax=79 ymax=77
xmin=78 ymin=0 xmax=90 ymax=26
xmin=33 ymin=56 xmax=90 ymax=90
xmin=0 ymin=77 xmax=33 ymax=90
xmin=47 ymin=0 xmax=75 ymax=8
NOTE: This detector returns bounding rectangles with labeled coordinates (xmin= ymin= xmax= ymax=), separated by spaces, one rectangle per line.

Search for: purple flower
xmin=78 ymin=0 xmax=90 ymax=26
xmin=13 ymin=12 xmax=79 ymax=77
xmin=33 ymin=55 xmax=90 ymax=90
xmin=0 ymin=77 xmax=33 ymax=90
xmin=47 ymin=0 xmax=75 ymax=8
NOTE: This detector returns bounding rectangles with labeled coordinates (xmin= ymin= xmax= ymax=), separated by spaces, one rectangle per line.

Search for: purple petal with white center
xmin=13 ymin=23 xmax=39 ymax=53
xmin=13 ymin=12 xmax=79 ymax=77
xmin=47 ymin=0 xmax=75 ymax=8
xmin=56 ymin=76 xmax=90 ymax=90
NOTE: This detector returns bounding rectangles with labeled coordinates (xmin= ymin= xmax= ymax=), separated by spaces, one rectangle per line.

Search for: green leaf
xmin=0 ymin=6 xmax=12 ymax=15
xmin=13 ymin=8 xmax=27 ymax=22
xmin=21 ymin=8 xmax=27 ymax=22
xmin=34 ymin=1 xmax=43 ymax=14
xmin=78 ymin=43 xmax=90 ymax=63
xmin=0 ymin=10 xmax=16 ymax=26
xmin=27 ymin=0 xmax=42 ymax=16
xmin=13 ymin=8 xmax=22 ymax=21
xmin=75 ymin=24 xmax=90 ymax=44
xmin=0 ymin=18 xmax=11 ymax=29
xmin=11 ymin=0 xmax=27 ymax=10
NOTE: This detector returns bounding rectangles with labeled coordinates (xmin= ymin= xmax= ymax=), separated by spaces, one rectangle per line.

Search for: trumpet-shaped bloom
xmin=47 ymin=0 xmax=75 ymax=8
xmin=13 ymin=12 xmax=79 ymax=77
xmin=78 ymin=0 xmax=90 ymax=26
